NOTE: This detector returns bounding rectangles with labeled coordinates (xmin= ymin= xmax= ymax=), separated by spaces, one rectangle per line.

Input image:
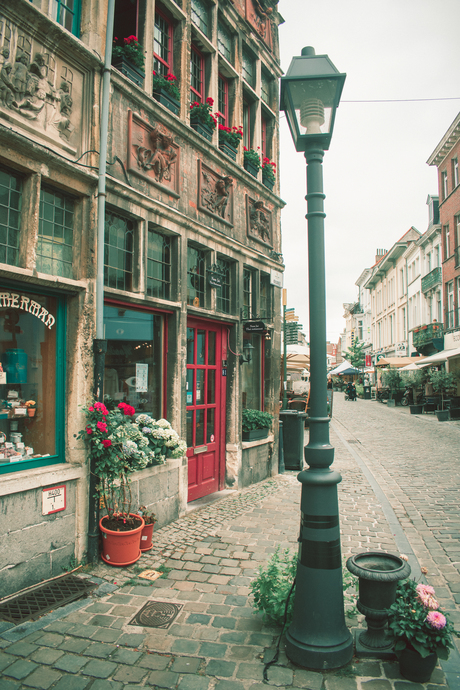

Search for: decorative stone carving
xmin=245 ymin=0 xmax=277 ymax=44
xmin=128 ymin=110 xmax=180 ymax=196
xmin=198 ymin=162 xmax=233 ymax=224
xmin=247 ymin=196 xmax=272 ymax=245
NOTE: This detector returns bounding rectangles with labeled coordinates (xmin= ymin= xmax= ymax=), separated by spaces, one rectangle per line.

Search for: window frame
xmin=55 ymin=0 xmax=81 ymax=37
xmin=191 ymin=0 xmax=210 ymax=37
xmin=452 ymin=157 xmax=459 ymax=189
xmin=0 ymin=164 xmax=22 ymax=268
xmin=153 ymin=7 xmax=174 ymax=76
xmin=104 ymin=210 xmax=136 ymax=292
xmin=190 ymin=44 xmax=205 ymax=103
xmin=441 ymin=170 xmax=448 ymax=200
xmin=443 ymin=224 xmax=450 ymax=261
xmin=217 ymin=73 xmax=229 ymax=126
xmin=146 ymin=226 xmax=172 ymax=300
xmin=37 ymin=185 xmax=75 ymax=279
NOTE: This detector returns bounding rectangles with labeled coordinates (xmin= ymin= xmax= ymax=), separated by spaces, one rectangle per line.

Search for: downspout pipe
xmin=88 ymin=0 xmax=115 ymax=564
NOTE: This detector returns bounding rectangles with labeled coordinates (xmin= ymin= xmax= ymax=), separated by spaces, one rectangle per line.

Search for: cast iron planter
xmin=244 ymin=160 xmax=259 ymax=178
xmin=152 ymin=88 xmax=180 ymax=115
xmin=190 ymin=120 xmax=213 ymax=142
xmin=112 ymin=56 xmax=145 ymax=87
xmin=262 ymin=172 xmax=275 ymax=191
xmin=346 ymin=551 xmax=411 ymax=656
xmin=242 ymin=428 xmax=269 ymax=442
xmin=219 ymin=140 xmax=238 ymax=160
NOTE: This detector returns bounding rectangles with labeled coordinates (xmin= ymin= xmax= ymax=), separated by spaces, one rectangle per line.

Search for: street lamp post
xmin=280 ymin=47 xmax=353 ymax=669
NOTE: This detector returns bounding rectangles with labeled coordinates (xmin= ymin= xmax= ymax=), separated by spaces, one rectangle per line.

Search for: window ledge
xmin=242 ymin=433 xmax=274 ymax=449
xmin=0 ymin=463 xmax=85 ymax=498
xmin=160 ymin=0 xmax=187 ymax=21
xmin=0 ymin=266 xmax=89 ymax=293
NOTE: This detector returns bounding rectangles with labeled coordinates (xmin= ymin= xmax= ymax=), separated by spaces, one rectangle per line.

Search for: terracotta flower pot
xmin=99 ymin=514 xmax=144 ymax=566
xmin=28 ymin=408 xmax=36 ymax=417
xmin=140 ymin=522 xmax=156 ymax=552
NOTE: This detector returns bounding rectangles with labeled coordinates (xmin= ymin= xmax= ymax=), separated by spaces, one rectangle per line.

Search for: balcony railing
xmin=412 ymin=321 xmax=444 ymax=347
xmin=421 ymin=266 xmax=442 ymax=293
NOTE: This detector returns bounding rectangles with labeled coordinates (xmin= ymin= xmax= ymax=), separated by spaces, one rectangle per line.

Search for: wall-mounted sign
xmin=244 ymin=321 xmax=266 ymax=333
xmin=0 ymin=292 xmax=55 ymax=329
xmin=42 ymin=485 xmax=66 ymax=515
xmin=270 ymin=269 xmax=283 ymax=287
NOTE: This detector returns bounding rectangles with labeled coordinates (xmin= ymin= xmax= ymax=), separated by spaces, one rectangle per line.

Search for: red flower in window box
xmin=218 ymin=124 xmax=243 ymax=148
xmin=152 ymin=70 xmax=180 ymax=100
xmin=112 ymin=35 xmax=145 ymax=70
xmin=262 ymin=157 xmax=276 ymax=183
xmin=190 ymin=99 xmax=217 ymax=129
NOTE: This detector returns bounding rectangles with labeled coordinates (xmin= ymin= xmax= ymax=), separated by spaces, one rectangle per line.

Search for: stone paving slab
xmin=1 ymin=393 xmax=459 ymax=688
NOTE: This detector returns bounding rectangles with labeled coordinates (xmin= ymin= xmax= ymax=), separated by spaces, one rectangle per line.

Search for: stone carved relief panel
xmin=246 ymin=196 xmax=272 ymax=246
xmin=127 ymin=110 xmax=180 ymax=196
xmin=0 ymin=16 xmax=84 ymax=154
xmin=245 ymin=0 xmax=277 ymax=47
xmin=198 ymin=161 xmax=233 ymax=225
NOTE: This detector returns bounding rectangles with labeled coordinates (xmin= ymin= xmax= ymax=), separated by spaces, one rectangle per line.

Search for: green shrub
xmin=242 ymin=408 xmax=273 ymax=432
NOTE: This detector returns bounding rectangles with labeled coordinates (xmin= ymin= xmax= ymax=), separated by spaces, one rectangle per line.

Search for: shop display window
xmin=0 ymin=288 xmax=65 ymax=473
xmin=103 ymin=305 xmax=165 ymax=418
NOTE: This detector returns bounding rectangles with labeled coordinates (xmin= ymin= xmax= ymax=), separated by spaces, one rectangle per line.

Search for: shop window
xmin=103 ymin=305 xmax=164 ymax=418
xmin=259 ymin=273 xmax=271 ymax=320
xmin=190 ymin=45 xmax=204 ymax=103
xmin=37 ymin=186 xmax=74 ymax=279
xmin=0 ymin=166 xmax=22 ymax=267
xmin=147 ymin=228 xmax=171 ymax=299
xmin=218 ymin=74 xmax=229 ymax=126
xmin=241 ymin=335 xmax=263 ymax=410
xmin=104 ymin=211 xmax=134 ymax=291
xmin=217 ymin=21 xmax=232 ymax=62
xmin=187 ymin=246 xmax=206 ymax=307
xmin=216 ymin=258 xmax=231 ymax=314
xmin=0 ymin=288 xmax=65 ymax=474
xmin=191 ymin=0 xmax=210 ymax=37
xmin=54 ymin=0 xmax=81 ymax=36
xmin=154 ymin=8 xmax=173 ymax=77
xmin=243 ymin=268 xmax=255 ymax=319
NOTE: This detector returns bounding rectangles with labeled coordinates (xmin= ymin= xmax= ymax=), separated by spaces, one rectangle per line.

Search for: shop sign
xmin=42 ymin=485 xmax=66 ymax=515
xmin=0 ymin=292 xmax=55 ymax=329
xmin=244 ymin=321 xmax=266 ymax=333
xmin=270 ymin=269 xmax=283 ymax=287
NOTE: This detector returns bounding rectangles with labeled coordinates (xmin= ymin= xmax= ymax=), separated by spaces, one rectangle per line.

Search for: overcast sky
xmin=278 ymin=0 xmax=460 ymax=344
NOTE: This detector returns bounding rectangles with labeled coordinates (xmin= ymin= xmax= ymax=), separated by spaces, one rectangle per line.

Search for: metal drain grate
xmin=129 ymin=601 xmax=183 ymax=629
xmin=0 ymin=574 xmax=97 ymax=624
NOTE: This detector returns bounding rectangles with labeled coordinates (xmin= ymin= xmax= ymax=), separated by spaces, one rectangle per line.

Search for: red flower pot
xmin=140 ymin=522 xmax=155 ymax=552
xmin=99 ymin=514 xmax=144 ymax=566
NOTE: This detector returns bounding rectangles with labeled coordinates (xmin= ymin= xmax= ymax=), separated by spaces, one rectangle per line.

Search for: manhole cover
xmin=0 ymin=574 xmax=97 ymax=624
xmin=129 ymin=601 xmax=183 ymax=629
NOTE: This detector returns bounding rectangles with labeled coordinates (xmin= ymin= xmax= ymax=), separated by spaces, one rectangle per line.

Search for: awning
xmin=329 ymin=360 xmax=360 ymax=376
xmin=375 ymin=357 xmax=425 ymax=368
xmin=416 ymin=346 xmax=460 ymax=368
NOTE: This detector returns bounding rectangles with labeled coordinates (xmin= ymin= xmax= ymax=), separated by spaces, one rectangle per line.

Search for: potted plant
xmin=401 ymin=369 xmax=427 ymax=414
xmin=242 ymin=408 xmax=273 ymax=441
xmin=152 ymin=71 xmax=180 ymax=114
xmin=25 ymin=400 xmax=36 ymax=417
xmin=137 ymin=505 xmax=157 ymax=552
xmin=78 ymin=402 xmax=185 ymax=565
xmin=387 ymin=578 xmax=458 ymax=683
xmin=243 ymin=147 xmax=261 ymax=177
xmin=381 ymin=368 xmax=402 ymax=406
xmin=218 ymin=124 xmax=243 ymax=160
xmin=261 ymin=157 xmax=276 ymax=190
xmin=112 ymin=35 xmax=145 ymax=87
xmin=189 ymin=97 xmax=217 ymax=141
xmin=429 ymin=369 xmax=457 ymax=420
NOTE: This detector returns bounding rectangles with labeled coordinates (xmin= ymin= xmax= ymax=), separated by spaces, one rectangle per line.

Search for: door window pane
xmin=206 ymin=408 xmax=215 ymax=442
xmin=195 ymin=409 xmax=205 ymax=445
xmin=186 ymin=369 xmax=194 ymax=405
xmin=207 ymin=369 xmax=215 ymax=404
xmin=207 ymin=330 xmax=216 ymax=364
xmin=187 ymin=327 xmax=195 ymax=364
xmin=197 ymin=329 xmax=205 ymax=364
xmin=186 ymin=410 xmax=193 ymax=447
xmin=196 ymin=369 xmax=205 ymax=404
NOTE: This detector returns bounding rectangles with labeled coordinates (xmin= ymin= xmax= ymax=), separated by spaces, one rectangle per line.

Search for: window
xmin=218 ymin=74 xmax=229 ymax=126
xmin=240 ymin=335 xmax=263 ymax=410
xmin=0 ymin=288 xmax=65 ymax=474
xmin=402 ymin=307 xmax=406 ymax=340
xmin=37 ymin=187 xmax=74 ymax=279
xmin=457 ymin=278 xmax=460 ymax=327
xmin=216 ymin=258 xmax=231 ymax=314
xmin=154 ymin=9 xmax=173 ymax=76
xmin=190 ymin=45 xmax=204 ymax=103
xmin=103 ymin=305 xmax=164 ymax=419
xmin=441 ymin=171 xmax=448 ymax=200
xmin=260 ymin=273 xmax=271 ymax=320
xmin=0 ymin=166 xmax=22 ymax=267
xmin=358 ymin=320 xmax=363 ymax=340
xmin=147 ymin=228 xmax=171 ymax=299
xmin=453 ymin=158 xmax=459 ymax=189
xmin=243 ymin=268 xmax=255 ymax=319
xmin=261 ymin=71 xmax=270 ymax=105
xmin=261 ymin=116 xmax=267 ymax=159
xmin=447 ymin=281 xmax=454 ymax=328
xmin=443 ymin=224 xmax=450 ymax=260
xmin=54 ymin=0 xmax=80 ymax=36
xmin=456 ymin=214 xmax=460 ymax=246
xmin=113 ymin=0 xmax=138 ymax=50
xmin=187 ymin=245 xmax=206 ymax=307
xmin=104 ymin=211 xmax=134 ymax=291
xmin=242 ymin=48 xmax=255 ymax=88
xmin=191 ymin=0 xmax=210 ymax=37
xmin=243 ymin=100 xmax=250 ymax=148
xmin=217 ymin=21 xmax=232 ymax=62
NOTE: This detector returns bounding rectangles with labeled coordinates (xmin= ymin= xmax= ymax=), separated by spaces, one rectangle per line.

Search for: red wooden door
xmin=186 ymin=319 xmax=226 ymax=502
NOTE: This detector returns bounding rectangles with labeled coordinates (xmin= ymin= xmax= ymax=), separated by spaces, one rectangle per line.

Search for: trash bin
xmin=278 ymin=420 xmax=285 ymax=474
xmin=363 ymin=385 xmax=371 ymax=400
xmin=279 ymin=410 xmax=306 ymax=471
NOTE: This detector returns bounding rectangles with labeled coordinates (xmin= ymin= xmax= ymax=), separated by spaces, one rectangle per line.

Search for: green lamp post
xmin=280 ymin=47 xmax=353 ymax=669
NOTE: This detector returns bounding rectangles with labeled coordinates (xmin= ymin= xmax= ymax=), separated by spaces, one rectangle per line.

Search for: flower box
xmin=219 ymin=140 xmax=238 ymax=160
xmin=242 ymin=428 xmax=269 ymax=442
xmin=152 ymin=87 xmax=180 ymax=115
xmin=112 ymin=55 xmax=145 ymax=87
xmin=244 ymin=159 xmax=259 ymax=178
xmin=190 ymin=120 xmax=213 ymax=142
xmin=262 ymin=171 xmax=275 ymax=191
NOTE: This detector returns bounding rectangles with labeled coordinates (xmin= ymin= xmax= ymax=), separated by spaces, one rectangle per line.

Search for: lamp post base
xmin=286 ymin=629 xmax=353 ymax=670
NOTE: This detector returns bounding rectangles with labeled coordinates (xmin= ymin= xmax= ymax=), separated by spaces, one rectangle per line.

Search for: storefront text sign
xmin=0 ymin=292 xmax=55 ymax=329
xmin=244 ymin=321 xmax=266 ymax=333
xmin=42 ymin=485 xmax=66 ymax=515
xmin=135 ymin=363 xmax=148 ymax=392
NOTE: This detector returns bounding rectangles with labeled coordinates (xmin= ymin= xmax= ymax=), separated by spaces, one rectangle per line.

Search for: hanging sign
xmin=244 ymin=321 xmax=265 ymax=333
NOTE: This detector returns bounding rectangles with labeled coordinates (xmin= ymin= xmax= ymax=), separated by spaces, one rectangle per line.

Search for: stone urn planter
xmin=346 ymin=551 xmax=411 ymax=656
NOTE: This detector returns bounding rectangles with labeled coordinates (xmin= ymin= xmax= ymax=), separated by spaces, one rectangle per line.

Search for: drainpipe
xmin=405 ymin=258 xmax=409 ymax=355
xmin=87 ymin=0 xmax=115 ymax=564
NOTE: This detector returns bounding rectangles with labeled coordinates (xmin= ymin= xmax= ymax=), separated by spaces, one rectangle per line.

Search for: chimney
xmin=375 ymin=248 xmax=387 ymax=264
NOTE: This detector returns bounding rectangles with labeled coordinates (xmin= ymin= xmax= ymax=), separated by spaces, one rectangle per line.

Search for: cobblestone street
xmin=1 ymin=393 xmax=460 ymax=689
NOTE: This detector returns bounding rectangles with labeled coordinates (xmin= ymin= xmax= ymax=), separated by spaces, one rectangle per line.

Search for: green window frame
xmin=261 ymin=70 xmax=270 ymax=105
xmin=242 ymin=49 xmax=255 ymax=88
xmin=0 ymin=166 xmax=22 ymax=267
xmin=216 ymin=258 xmax=231 ymax=314
xmin=260 ymin=273 xmax=271 ymax=320
xmin=147 ymin=228 xmax=171 ymax=299
xmin=55 ymin=0 xmax=81 ymax=37
xmin=217 ymin=21 xmax=231 ymax=61
xmin=187 ymin=246 xmax=206 ymax=307
xmin=104 ymin=211 xmax=134 ymax=291
xmin=191 ymin=0 xmax=210 ymax=37
xmin=243 ymin=268 xmax=255 ymax=319
xmin=37 ymin=186 xmax=75 ymax=279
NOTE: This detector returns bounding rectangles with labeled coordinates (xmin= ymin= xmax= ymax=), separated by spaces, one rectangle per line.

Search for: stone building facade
xmin=0 ymin=0 xmax=284 ymax=596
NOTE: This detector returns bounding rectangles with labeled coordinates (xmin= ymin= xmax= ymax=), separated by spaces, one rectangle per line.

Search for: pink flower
xmin=88 ymin=406 xmax=94 ymax=412
xmin=426 ymin=611 xmax=446 ymax=630
xmin=416 ymin=584 xmax=439 ymax=610
xmin=416 ymin=584 xmax=435 ymax=596
xmin=101 ymin=439 xmax=112 ymax=448
xmin=86 ymin=426 xmax=92 ymax=435
xmin=97 ymin=421 xmax=108 ymax=433
xmin=94 ymin=402 xmax=109 ymax=416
